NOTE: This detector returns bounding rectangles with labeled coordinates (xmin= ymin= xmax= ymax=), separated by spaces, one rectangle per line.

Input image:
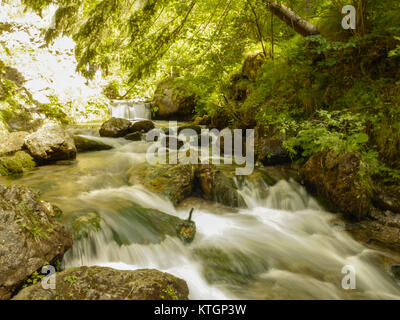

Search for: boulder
xmin=0 ymin=151 xmax=35 ymax=176
xmin=124 ymin=132 xmax=142 ymax=141
xmin=24 ymin=123 xmax=77 ymax=164
xmin=12 ymin=266 xmax=189 ymax=300
xmin=99 ymin=118 xmax=132 ymax=138
xmin=372 ymin=184 xmax=400 ymax=214
xmin=195 ymin=165 xmax=245 ymax=208
xmin=129 ymin=120 xmax=155 ymax=134
xmin=242 ymin=51 xmax=265 ymax=81
xmin=301 ymin=150 xmax=372 ymax=220
xmin=0 ymin=185 xmax=73 ymax=299
xmin=256 ymin=137 xmax=290 ymax=166
xmin=0 ymin=131 xmax=29 ymax=156
xmin=129 ymin=164 xmax=195 ymax=206
xmin=153 ymin=78 xmax=197 ymax=121
xmin=2 ymin=112 xmax=42 ymax=132
xmin=73 ymin=136 xmax=113 ymax=152
xmin=345 ymin=208 xmax=400 ymax=252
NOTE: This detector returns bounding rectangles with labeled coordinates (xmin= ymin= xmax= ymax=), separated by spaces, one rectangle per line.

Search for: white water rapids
xmin=1 ymin=127 xmax=400 ymax=300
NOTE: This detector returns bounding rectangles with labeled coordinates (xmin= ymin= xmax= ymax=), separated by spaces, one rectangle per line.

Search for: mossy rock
xmin=14 ymin=151 xmax=36 ymax=169
xmin=0 ymin=151 xmax=35 ymax=176
xmin=12 ymin=266 xmax=189 ymax=300
xmin=73 ymin=135 xmax=113 ymax=152
xmin=71 ymin=212 xmax=102 ymax=241
xmin=193 ymin=247 xmax=269 ymax=286
xmin=128 ymin=163 xmax=195 ymax=206
xmin=195 ymin=164 xmax=245 ymax=208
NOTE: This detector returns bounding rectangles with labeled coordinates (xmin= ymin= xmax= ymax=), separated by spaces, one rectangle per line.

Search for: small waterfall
xmin=109 ymin=100 xmax=151 ymax=120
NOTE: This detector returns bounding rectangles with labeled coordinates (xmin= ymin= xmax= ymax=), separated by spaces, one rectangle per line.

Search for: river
xmin=1 ymin=123 xmax=399 ymax=300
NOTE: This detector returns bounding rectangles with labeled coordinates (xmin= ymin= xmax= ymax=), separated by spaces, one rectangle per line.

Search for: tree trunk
xmin=265 ymin=1 xmax=319 ymax=36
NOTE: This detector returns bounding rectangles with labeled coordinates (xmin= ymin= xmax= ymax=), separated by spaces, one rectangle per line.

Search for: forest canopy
xmin=4 ymin=0 xmax=400 ymax=185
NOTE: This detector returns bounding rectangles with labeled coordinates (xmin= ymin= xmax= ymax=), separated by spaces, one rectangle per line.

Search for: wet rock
xmin=129 ymin=120 xmax=155 ymax=134
xmin=0 ymin=131 xmax=29 ymax=156
xmin=128 ymin=164 xmax=195 ymax=206
xmin=73 ymin=135 xmax=113 ymax=152
xmin=193 ymin=247 xmax=267 ymax=285
xmin=153 ymin=78 xmax=197 ymax=121
xmin=345 ymin=208 xmax=400 ymax=252
xmin=0 ymin=185 xmax=73 ymax=299
xmin=71 ymin=212 xmax=102 ymax=241
xmin=99 ymin=117 xmax=132 ymax=138
xmin=391 ymin=265 xmax=400 ymax=280
xmin=256 ymin=137 xmax=290 ymax=166
xmin=24 ymin=123 xmax=77 ymax=164
xmin=372 ymin=184 xmax=400 ymax=214
xmin=124 ymin=132 xmax=142 ymax=141
xmin=195 ymin=164 xmax=245 ymax=208
xmin=12 ymin=266 xmax=189 ymax=300
xmin=301 ymin=150 xmax=371 ymax=220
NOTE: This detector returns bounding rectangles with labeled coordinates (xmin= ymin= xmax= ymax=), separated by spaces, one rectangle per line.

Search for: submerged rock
xmin=99 ymin=117 xmax=132 ymax=138
xmin=129 ymin=120 xmax=155 ymax=134
xmin=301 ymin=150 xmax=371 ymax=220
xmin=12 ymin=266 xmax=189 ymax=300
xmin=129 ymin=164 xmax=195 ymax=206
xmin=73 ymin=135 xmax=113 ymax=152
xmin=71 ymin=212 xmax=102 ymax=241
xmin=0 ymin=185 xmax=73 ymax=299
xmin=24 ymin=123 xmax=77 ymax=164
xmin=195 ymin=164 xmax=245 ymax=208
xmin=124 ymin=132 xmax=142 ymax=141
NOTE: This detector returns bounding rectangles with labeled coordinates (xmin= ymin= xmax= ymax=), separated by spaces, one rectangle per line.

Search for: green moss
xmin=162 ymin=286 xmax=179 ymax=300
xmin=0 ymin=151 xmax=35 ymax=176
xmin=0 ymin=157 xmax=23 ymax=174
xmin=14 ymin=151 xmax=36 ymax=168
xmin=15 ymin=201 xmax=49 ymax=239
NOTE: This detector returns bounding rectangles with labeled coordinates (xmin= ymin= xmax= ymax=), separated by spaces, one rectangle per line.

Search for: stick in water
xmin=188 ymin=208 xmax=194 ymax=222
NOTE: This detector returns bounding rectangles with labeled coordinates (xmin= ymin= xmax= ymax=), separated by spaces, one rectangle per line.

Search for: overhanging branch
xmin=266 ymin=1 xmax=319 ymax=36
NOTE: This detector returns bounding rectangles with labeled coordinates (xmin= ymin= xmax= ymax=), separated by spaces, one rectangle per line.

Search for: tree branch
xmin=265 ymin=1 xmax=319 ymax=36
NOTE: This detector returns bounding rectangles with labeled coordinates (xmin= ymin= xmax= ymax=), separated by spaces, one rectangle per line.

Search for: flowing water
xmin=109 ymin=101 xmax=152 ymax=120
xmin=1 ymin=125 xmax=400 ymax=300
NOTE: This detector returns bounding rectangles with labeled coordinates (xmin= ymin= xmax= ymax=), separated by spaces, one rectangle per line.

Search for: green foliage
xmin=284 ymin=110 xmax=369 ymax=159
